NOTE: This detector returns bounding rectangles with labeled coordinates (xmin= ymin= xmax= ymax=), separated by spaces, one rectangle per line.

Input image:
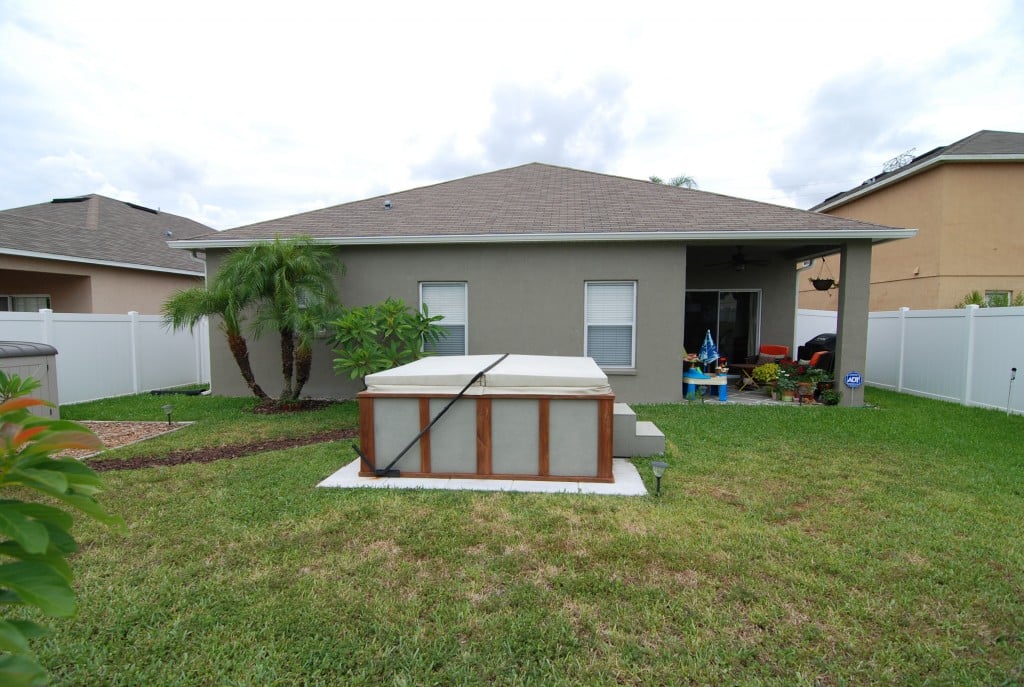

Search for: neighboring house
xmin=0 ymin=194 xmax=215 ymax=314
xmin=171 ymin=163 xmax=914 ymax=405
xmin=802 ymin=130 xmax=1024 ymax=311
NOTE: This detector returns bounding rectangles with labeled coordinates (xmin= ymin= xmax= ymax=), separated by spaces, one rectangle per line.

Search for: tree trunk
xmin=226 ymin=332 xmax=268 ymax=399
xmin=293 ymin=345 xmax=313 ymax=399
xmin=279 ymin=328 xmax=296 ymax=401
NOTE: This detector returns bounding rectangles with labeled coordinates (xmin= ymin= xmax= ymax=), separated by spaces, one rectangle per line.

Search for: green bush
xmin=0 ymin=374 xmax=122 ymax=686
xmin=329 ymin=298 xmax=444 ymax=384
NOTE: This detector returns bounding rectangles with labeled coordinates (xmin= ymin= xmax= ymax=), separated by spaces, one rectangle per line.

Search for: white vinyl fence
xmin=0 ymin=309 xmax=210 ymax=405
xmin=797 ymin=306 xmax=1024 ymax=414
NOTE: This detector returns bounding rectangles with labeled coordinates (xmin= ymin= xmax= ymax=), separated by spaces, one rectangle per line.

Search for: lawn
xmin=33 ymin=389 xmax=1024 ymax=685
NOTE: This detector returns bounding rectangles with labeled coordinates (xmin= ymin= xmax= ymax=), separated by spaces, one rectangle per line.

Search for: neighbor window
xmin=985 ymin=290 xmax=1011 ymax=307
xmin=585 ymin=281 xmax=636 ymax=368
xmin=0 ymin=295 xmax=51 ymax=312
xmin=420 ymin=282 xmax=467 ymax=355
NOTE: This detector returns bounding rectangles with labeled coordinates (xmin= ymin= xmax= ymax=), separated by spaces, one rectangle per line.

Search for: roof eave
xmin=813 ymin=153 xmax=1024 ymax=212
xmin=0 ymin=247 xmax=206 ymax=276
xmin=169 ymin=228 xmax=917 ymax=250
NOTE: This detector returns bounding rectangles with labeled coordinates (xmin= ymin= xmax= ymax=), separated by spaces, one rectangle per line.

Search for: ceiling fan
xmin=708 ymin=246 xmax=769 ymax=272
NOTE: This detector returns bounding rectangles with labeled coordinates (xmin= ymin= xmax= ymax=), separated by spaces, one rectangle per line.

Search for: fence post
xmin=128 ymin=311 xmax=141 ymax=394
xmin=39 ymin=308 xmax=55 ymax=346
xmin=962 ymin=305 xmax=979 ymax=406
xmin=897 ymin=307 xmax=909 ymax=392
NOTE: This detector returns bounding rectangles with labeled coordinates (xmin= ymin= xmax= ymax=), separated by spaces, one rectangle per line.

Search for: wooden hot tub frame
xmin=356 ymin=356 xmax=615 ymax=483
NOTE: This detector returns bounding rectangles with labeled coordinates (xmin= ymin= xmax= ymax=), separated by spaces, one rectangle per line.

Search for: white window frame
xmin=419 ymin=281 xmax=468 ymax=356
xmin=985 ymin=290 xmax=1012 ymax=307
xmin=584 ymin=281 xmax=637 ymax=369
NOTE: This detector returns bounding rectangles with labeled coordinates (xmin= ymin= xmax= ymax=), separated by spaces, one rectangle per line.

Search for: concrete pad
xmin=317 ymin=458 xmax=648 ymax=496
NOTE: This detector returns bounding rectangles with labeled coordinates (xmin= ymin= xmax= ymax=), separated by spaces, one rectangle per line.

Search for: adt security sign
xmin=844 ymin=371 xmax=863 ymax=389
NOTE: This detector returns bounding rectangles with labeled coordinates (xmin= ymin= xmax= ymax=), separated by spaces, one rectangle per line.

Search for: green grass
xmin=31 ymin=389 xmax=1024 ymax=685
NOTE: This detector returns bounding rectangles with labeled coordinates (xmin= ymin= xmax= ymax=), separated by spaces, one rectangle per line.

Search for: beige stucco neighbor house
xmin=801 ymin=130 xmax=1024 ymax=311
xmin=0 ymin=194 xmax=214 ymax=314
xmin=172 ymin=163 xmax=914 ymax=405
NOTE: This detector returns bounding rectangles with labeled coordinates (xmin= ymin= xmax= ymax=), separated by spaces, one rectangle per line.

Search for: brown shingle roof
xmin=0 ymin=195 xmax=214 ymax=273
xmin=177 ymin=163 xmax=906 ymax=246
xmin=812 ymin=130 xmax=1024 ymax=211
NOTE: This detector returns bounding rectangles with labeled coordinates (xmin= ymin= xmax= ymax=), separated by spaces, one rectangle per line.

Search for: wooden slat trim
xmin=476 ymin=398 xmax=492 ymax=475
xmin=419 ymin=397 xmax=432 ymax=473
xmin=358 ymin=397 xmax=375 ymax=471
xmin=538 ymin=398 xmax=550 ymax=477
xmin=597 ymin=398 xmax=613 ymax=479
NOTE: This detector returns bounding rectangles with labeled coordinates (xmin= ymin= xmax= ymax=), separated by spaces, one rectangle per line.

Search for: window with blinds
xmin=585 ymin=281 xmax=636 ymax=368
xmin=420 ymin=282 xmax=467 ymax=356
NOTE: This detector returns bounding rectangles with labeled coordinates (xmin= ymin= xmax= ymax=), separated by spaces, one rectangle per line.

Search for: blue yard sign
xmin=844 ymin=371 xmax=863 ymax=389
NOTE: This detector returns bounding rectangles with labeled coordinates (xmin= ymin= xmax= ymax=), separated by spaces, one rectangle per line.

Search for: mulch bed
xmin=88 ymin=428 xmax=358 ymax=472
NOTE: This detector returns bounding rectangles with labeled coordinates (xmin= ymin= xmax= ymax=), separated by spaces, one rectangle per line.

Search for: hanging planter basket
xmin=810 ymin=277 xmax=837 ymax=292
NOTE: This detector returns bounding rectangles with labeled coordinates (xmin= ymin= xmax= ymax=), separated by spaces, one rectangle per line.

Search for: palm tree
xmin=162 ymin=281 xmax=268 ymax=400
xmin=233 ymin=237 xmax=342 ymax=402
xmin=649 ymin=174 xmax=698 ymax=189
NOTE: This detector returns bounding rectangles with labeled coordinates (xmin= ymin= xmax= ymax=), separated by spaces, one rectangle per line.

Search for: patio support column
xmin=835 ymin=240 xmax=872 ymax=407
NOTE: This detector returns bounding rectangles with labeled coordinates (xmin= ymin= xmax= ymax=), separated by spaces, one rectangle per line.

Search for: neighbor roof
xmin=812 ymin=130 xmax=1024 ymax=212
xmin=170 ymin=163 xmax=913 ymax=249
xmin=0 ymin=194 xmax=215 ymax=274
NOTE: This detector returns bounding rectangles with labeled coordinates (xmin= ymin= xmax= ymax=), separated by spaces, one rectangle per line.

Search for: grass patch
xmin=61 ymin=393 xmax=358 ymax=459
xmin=37 ymin=389 xmax=1024 ymax=685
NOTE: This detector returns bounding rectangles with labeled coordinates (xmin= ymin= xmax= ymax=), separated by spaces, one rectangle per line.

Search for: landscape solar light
xmin=651 ymin=461 xmax=668 ymax=496
xmin=161 ymin=403 xmax=174 ymax=427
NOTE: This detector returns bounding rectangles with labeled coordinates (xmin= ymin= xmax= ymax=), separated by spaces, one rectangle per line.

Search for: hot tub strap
xmin=368 ymin=353 xmax=510 ymax=477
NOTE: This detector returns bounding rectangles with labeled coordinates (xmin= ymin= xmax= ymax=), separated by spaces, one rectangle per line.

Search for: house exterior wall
xmin=800 ymin=162 xmax=1024 ymax=311
xmin=206 ymin=242 xmax=697 ymax=403
xmin=0 ymin=254 xmax=203 ymax=314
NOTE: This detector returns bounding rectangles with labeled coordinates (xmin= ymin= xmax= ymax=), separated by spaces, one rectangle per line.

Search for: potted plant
xmin=810 ymin=277 xmax=837 ymax=291
xmin=819 ymin=388 xmax=841 ymax=406
xmin=752 ymin=362 xmax=779 ymax=385
xmin=776 ymin=375 xmax=796 ymax=401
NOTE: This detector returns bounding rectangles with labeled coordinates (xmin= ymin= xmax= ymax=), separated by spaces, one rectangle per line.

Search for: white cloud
xmin=0 ymin=0 xmax=1021 ymax=227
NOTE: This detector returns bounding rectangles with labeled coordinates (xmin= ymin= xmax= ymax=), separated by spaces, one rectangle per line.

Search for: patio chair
xmin=734 ymin=344 xmax=790 ymax=391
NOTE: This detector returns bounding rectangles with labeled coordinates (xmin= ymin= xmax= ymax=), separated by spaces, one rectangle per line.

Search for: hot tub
xmin=356 ymin=354 xmax=615 ymax=482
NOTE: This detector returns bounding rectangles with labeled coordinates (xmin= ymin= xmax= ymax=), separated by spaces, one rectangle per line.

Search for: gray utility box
xmin=0 ymin=342 xmax=60 ymax=418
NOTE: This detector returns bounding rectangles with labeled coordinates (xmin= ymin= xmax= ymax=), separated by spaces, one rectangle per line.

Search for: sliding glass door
xmin=684 ymin=290 xmax=760 ymax=363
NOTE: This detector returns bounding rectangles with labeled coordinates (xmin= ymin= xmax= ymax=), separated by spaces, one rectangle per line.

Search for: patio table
xmin=683 ymin=373 xmax=729 ymax=402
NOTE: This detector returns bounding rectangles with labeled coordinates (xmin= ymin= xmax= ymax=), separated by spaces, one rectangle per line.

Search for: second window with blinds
xmin=585 ymin=281 xmax=636 ymax=369
xmin=420 ymin=282 xmax=468 ymax=355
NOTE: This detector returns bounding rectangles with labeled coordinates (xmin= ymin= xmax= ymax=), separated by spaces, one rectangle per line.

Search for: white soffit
xmin=170 ymin=228 xmax=917 ymax=250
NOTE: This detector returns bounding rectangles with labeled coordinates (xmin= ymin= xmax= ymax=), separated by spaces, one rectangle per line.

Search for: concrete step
xmin=631 ymin=421 xmax=666 ymax=457
xmin=612 ymin=404 xmax=665 ymax=458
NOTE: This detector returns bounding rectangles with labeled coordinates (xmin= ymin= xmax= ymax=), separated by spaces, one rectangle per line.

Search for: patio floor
xmin=687 ymin=386 xmax=821 ymax=406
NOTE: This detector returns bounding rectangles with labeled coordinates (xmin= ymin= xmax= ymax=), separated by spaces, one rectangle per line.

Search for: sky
xmin=1 ymin=0 xmax=1022 ymax=230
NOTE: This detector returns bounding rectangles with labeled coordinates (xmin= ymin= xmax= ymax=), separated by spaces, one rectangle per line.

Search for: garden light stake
xmin=1007 ymin=367 xmax=1017 ymax=417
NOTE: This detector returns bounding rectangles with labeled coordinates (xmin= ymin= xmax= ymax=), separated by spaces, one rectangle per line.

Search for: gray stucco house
xmin=171 ymin=163 xmax=914 ymax=406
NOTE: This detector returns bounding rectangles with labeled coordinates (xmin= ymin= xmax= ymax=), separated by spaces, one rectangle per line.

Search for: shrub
xmin=330 ymin=298 xmax=444 ymax=384
xmin=0 ymin=374 xmax=122 ymax=685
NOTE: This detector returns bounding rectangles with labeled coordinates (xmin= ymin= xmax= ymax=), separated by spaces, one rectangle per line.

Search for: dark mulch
xmin=88 ymin=428 xmax=358 ymax=472
xmin=251 ymin=399 xmax=338 ymax=414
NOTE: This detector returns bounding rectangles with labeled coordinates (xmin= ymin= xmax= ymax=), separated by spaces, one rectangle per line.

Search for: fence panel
xmin=136 ymin=316 xmax=202 ymax=392
xmin=0 ymin=310 xmax=209 ymax=405
xmin=901 ymin=310 xmax=968 ymax=403
xmin=969 ymin=308 xmax=1024 ymax=412
xmin=51 ymin=314 xmax=135 ymax=403
xmin=793 ymin=309 xmax=836 ymax=355
xmin=798 ymin=306 xmax=1024 ymax=414
xmin=865 ymin=311 xmax=901 ymax=389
